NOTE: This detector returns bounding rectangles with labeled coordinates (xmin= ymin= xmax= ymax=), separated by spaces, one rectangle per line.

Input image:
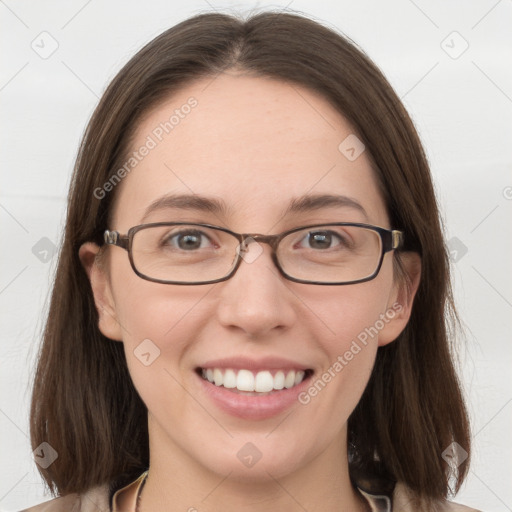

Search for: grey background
xmin=1 ymin=1 xmax=511 ymax=511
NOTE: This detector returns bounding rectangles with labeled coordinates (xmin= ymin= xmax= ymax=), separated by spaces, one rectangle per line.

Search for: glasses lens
xmin=132 ymin=225 xmax=239 ymax=283
xmin=130 ymin=224 xmax=383 ymax=284
xmin=277 ymin=225 xmax=382 ymax=283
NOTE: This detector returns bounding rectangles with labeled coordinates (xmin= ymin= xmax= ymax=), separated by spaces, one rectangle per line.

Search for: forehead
xmin=111 ymin=73 xmax=388 ymax=231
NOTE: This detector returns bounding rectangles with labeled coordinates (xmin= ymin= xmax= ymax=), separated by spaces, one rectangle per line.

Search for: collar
xmin=112 ymin=472 xmax=391 ymax=512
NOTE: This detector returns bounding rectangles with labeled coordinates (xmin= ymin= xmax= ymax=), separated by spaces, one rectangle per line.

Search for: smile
xmin=194 ymin=357 xmax=315 ymax=419
xmin=198 ymin=367 xmax=313 ymax=394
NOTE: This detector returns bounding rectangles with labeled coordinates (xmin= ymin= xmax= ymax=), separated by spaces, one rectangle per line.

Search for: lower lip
xmin=195 ymin=371 xmax=313 ymax=420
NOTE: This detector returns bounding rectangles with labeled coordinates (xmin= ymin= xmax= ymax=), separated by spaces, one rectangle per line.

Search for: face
xmin=81 ymin=72 xmax=418 ymax=484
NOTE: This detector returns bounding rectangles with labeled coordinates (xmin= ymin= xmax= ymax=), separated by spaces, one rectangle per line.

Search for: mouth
xmin=193 ymin=356 xmax=316 ymax=419
xmin=195 ymin=367 xmax=314 ymax=396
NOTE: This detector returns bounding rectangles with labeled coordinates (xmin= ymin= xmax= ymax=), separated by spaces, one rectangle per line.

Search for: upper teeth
xmin=202 ymin=368 xmax=306 ymax=392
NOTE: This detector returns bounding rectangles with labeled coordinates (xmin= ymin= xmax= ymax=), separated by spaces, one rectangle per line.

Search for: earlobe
xmin=78 ymin=242 xmax=123 ymax=342
xmin=378 ymin=252 xmax=422 ymax=347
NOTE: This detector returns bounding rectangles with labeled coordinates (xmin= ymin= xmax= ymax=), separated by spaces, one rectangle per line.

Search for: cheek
xmin=113 ymin=279 xmax=213 ymax=420
xmin=110 ymin=246 xmax=211 ymax=342
xmin=110 ymin=258 xmax=213 ymax=375
xmin=308 ymin=261 xmax=395 ymax=351
xmin=298 ymin=268 xmax=394 ymax=411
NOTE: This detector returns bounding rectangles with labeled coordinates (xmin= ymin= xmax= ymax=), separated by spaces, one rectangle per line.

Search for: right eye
xmin=161 ymin=229 xmax=216 ymax=251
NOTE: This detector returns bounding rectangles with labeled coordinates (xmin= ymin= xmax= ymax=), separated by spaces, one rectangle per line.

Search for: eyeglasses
xmin=103 ymin=222 xmax=403 ymax=285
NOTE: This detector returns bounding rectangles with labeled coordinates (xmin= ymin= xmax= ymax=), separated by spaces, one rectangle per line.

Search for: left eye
xmin=297 ymin=231 xmax=346 ymax=250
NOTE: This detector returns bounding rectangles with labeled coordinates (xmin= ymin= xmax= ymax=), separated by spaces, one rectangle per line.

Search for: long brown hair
xmin=29 ymin=10 xmax=470 ymax=509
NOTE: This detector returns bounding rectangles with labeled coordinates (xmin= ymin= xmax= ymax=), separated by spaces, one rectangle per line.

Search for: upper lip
xmin=197 ymin=356 xmax=312 ymax=372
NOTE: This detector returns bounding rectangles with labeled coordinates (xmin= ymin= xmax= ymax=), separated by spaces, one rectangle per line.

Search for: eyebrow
xmin=140 ymin=192 xmax=368 ymax=223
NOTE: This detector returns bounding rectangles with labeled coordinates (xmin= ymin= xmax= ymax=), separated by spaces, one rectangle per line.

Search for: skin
xmin=80 ymin=72 xmax=421 ymax=512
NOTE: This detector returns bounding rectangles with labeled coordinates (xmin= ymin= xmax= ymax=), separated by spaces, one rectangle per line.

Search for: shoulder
xmin=19 ymin=493 xmax=79 ymax=512
xmin=19 ymin=484 xmax=110 ymax=512
xmin=392 ymin=482 xmax=483 ymax=512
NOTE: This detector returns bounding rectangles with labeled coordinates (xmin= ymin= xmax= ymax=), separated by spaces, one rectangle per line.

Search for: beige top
xmin=20 ymin=472 xmax=482 ymax=512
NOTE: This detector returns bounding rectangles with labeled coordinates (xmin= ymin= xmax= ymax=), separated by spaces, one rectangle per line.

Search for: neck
xmin=139 ymin=417 xmax=368 ymax=512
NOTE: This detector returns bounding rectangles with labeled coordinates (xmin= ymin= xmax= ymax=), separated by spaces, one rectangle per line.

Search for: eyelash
xmin=160 ymin=228 xmax=350 ymax=251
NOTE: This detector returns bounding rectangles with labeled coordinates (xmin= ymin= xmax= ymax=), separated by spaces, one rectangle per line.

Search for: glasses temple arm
xmin=104 ymin=230 xmax=130 ymax=250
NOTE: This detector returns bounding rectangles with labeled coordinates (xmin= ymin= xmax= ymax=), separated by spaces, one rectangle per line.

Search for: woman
xmin=23 ymin=10 xmax=480 ymax=512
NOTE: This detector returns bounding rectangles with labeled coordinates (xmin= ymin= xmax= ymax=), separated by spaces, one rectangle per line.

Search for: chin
xmin=192 ymin=437 xmax=311 ymax=483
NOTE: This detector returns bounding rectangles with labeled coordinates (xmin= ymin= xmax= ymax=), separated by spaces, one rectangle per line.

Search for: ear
xmin=78 ymin=242 xmax=123 ymax=341
xmin=378 ymin=252 xmax=421 ymax=347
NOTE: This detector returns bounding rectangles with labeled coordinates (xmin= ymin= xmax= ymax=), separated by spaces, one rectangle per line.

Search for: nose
xmin=215 ymin=241 xmax=297 ymax=338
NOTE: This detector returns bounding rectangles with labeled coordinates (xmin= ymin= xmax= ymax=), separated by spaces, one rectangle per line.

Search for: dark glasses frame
xmin=103 ymin=222 xmax=403 ymax=285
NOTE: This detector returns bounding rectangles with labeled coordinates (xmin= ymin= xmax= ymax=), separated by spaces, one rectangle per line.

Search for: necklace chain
xmin=132 ymin=470 xmax=373 ymax=512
